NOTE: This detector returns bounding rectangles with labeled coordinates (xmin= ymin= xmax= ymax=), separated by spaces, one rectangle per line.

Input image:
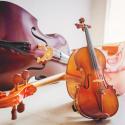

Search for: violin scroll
xmin=0 ymin=70 xmax=36 ymax=120
xmin=75 ymin=17 xmax=91 ymax=31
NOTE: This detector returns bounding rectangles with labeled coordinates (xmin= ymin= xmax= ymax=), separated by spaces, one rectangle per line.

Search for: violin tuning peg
xmin=85 ymin=24 xmax=91 ymax=29
xmin=13 ymin=74 xmax=23 ymax=84
xmin=11 ymin=106 xmax=17 ymax=120
xmin=22 ymin=70 xmax=30 ymax=80
xmin=13 ymin=74 xmax=23 ymax=90
xmin=75 ymin=23 xmax=80 ymax=29
xmin=75 ymin=23 xmax=84 ymax=30
xmin=79 ymin=17 xmax=85 ymax=23
xmin=0 ymin=91 xmax=6 ymax=99
xmin=17 ymin=101 xmax=25 ymax=113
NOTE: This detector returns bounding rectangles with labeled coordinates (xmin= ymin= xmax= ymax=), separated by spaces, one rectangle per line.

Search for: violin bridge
xmin=37 ymin=44 xmax=53 ymax=63
xmin=93 ymin=79 xmax=104 ymax=83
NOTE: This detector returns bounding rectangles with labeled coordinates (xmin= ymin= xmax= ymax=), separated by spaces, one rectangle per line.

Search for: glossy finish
xmin=66 ymin=50 xmax=81 ymax=99
xmin=70 ymin=18 xmax=118 ymax=119
xmin=75 ymin=47 xmax=118 ymax=119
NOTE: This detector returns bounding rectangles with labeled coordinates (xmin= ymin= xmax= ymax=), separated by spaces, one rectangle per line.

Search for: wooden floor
xmin=0 ymin=81 xmax=124 ymax=125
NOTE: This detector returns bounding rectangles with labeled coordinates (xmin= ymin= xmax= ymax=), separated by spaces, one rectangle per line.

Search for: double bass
xmin=0 ymin=1 xmax=69 ymax=91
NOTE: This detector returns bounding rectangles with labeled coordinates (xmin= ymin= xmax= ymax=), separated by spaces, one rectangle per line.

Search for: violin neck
xmin=31 ymin=72 xmax=82 ymax=88
xmin=31 ymin=72 xmax=66 ymax=87
xmin=84 ymin=26 xmax=99 ymax=70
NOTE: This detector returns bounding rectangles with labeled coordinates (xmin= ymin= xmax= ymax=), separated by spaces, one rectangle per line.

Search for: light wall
xmin=4 ymin=0 xmax=92 ymax=49
xmin=2 ymin=0 xmax=108 ymax=48
xmin=104 ymin=0 xmax=125 ymax=44
xmin=91 ymin=0 xmax=107 ymax=46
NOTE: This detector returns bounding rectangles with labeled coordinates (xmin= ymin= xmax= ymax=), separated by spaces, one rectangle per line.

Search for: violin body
xmin=66 ymin=50 xmax=82 ymax=99
xmin=0 ymin=1 xmax=69 ymax=90
xmin=66 ymin=18 xmax=119 ymax=120
xmin=66 ymin=42 xmax=125 ymax=97
xmin=74 ymin=47 xmax=118 ymax=119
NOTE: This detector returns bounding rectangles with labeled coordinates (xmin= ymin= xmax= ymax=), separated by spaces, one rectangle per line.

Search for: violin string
xmin=84 ymin=27 xmax=104 ymax=112
xmin=84 ymin=26 xmax=105 ymax=90
xmin=84 ymin=27 xmax=98 ymax=70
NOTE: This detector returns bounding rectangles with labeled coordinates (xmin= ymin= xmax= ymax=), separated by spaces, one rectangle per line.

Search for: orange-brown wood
xmin=66 ymin=50 xmax=82 ymax=99
xmin=0 ymin=16 xmax=119 ymax=120
xmin=74 ymin=47 xmax=118 ymax=119
xmin=71 ymin=17 xmax=119 ymax=120
xmin=102 ymin=46 xmax=118 ymax=56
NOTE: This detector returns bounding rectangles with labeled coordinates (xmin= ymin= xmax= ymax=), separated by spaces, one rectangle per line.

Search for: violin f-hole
xmin=84 ymin=74 xmax=90 ymax=89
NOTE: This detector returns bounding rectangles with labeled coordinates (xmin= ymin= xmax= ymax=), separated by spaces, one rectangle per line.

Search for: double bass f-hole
xmin=31 ymin=27 xmax=48 ymax=46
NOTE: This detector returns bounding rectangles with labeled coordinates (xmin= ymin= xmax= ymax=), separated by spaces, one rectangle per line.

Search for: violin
xmin=72 ymin=18 xmax=119 ymax=119
xmin=0 ymin=1 xmax=69 ymax=91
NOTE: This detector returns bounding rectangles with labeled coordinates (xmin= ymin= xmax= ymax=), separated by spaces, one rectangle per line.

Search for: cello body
xmin=0 ymin=1 xmax=69 ymax=90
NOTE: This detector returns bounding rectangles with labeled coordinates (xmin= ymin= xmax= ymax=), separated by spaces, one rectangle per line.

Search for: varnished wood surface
xmin=0 ymin=81 xmax=124 ymax=125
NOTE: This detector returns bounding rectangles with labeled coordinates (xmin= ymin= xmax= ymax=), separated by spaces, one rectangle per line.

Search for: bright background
xmin=0 ymin=0 xmax=125 ymax=125
xmin=2 ymin=0 xmax=107 ymax=48
xmin=1 ymin=0 xmax=125 ymax=46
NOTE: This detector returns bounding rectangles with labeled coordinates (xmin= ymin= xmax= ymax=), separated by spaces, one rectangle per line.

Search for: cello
xmin=0 ymin=1 xmax=69 ymax=91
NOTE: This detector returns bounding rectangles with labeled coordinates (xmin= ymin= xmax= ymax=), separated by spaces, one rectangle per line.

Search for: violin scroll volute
xmin=75 ymin=17 xmax=91 ymax=31
xmin=0 ymin=70 xmax=37 ymax=120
